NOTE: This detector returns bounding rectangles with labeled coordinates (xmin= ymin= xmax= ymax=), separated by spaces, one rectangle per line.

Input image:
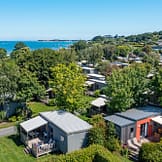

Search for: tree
xmin=16 ymin=69 xmax=45 ymax=102
xmin=80 ymin=45 xmax=104 ymax=65
xmin=97 ymin=60 xmax=119 ymax=76
xmin=143 ymin=51 xmax=160 ymax=67
xmin=14 ymin=42 xmax=27 ymax=50
xmin=106 ymin=69 xmax=133 ymax=112
xmin=0 ymin=60 xmax=19 ymax=106
xmin=115 ymin=45 xmax=131 ymax=57
xmin=72 ymin=40 xmax=87 ymax=52
xmin=105 ymin=63 xmax=150 ymax=112
xmin=88 ymin=115 xmax=107 ymax=146
xmin=0 ymin=48 xmax=7 ymax=59
xmin=49 ymin=63 xmax=85 ymax=112
xmin=103 ymin=45 xmax=116 ymax=60
xmin=151 ymin=68 xmax=162 ymax=105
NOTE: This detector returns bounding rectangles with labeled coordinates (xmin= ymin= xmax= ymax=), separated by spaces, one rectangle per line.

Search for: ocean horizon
xmin=0 ymin=41 xmax=76 ymax=54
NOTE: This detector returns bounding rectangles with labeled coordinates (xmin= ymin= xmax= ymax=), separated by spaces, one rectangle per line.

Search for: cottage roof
xmin=89 ymin=79 xmax=106 ymax=84
xmin=87 ymin=74 xmax=105 ymax=79
xmin=116 ymin=106 xmax=162 ymax=121
xmin=20 ymin=116 xmax=47 ymax=132
xmin=152 ymin=116 xmax=162 ymax=125
xmin=91 ymin=97 xmax=107 ymax=108
xmin=40 ymin=110 xmax=92 ymax=134
xmin=104 ymin=115 xmax=134 ymax=127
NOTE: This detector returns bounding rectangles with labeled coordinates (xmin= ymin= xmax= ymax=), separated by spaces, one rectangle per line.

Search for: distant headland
xmin=38 ymin=39 xmax=79 ymax=42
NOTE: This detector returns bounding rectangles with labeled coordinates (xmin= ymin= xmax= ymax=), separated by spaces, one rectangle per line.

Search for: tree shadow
xmin=7 ymin=134 xmax=23 ymax=146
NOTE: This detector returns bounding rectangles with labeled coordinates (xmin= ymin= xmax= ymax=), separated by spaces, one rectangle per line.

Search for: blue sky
xmin=1 ymin=0 xmax=162 ymax=40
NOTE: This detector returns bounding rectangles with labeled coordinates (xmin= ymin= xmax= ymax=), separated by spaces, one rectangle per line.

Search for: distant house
xmin=90 ymin=97 xmax=107 ymax=115
xmin=87 ymin=74 xmax=105 ymax=81
xmin=104 ymin=105 xmax=162 ymax=144
xmin=20 ymin=110 xmax=92 ymax=157
xmin=82 ymin=66 xmax=96 ymax=74
xmin=86 ymin=74 xmax=106 ymax=92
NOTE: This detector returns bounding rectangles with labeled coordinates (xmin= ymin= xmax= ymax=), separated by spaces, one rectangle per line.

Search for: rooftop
xmin=20 ymin=116 xmax=48 ymax=132
xmin=104 ymin=115 xmax=134 ymax=127
xmin=116 ymin=106 xmax=162 ymax=121
xmin=88 ymin=73 xmax=105 ymax=79
xmin=40 ymin=110 xmax=92 ymax=134
xmin=91 ymin=97 xmax=107 ymax=108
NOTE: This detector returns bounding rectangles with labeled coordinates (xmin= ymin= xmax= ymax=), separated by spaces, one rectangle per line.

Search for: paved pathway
xmin=0 ymin=126 xmax=17 ymax=137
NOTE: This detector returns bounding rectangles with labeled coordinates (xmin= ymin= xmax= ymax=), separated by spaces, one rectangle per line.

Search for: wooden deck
xmin=27 ymin=138 xmax=56 ymax=157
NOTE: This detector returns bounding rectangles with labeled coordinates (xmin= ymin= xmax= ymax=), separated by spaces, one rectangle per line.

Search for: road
xmin=0 ymin=126 xmax=17 ymax=137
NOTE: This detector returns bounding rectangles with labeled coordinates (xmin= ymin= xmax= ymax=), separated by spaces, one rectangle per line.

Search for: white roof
xmin=91 ymin=97 xmax=107 ymax=107
xmin=82 ymin=66 xmax=95 ymax=70
xmin=85 ymin=80 xmax=95 ymax=86
xmin=20 ymin=116 xmax=48 ymax=132
xmin=152 ymin=116 xmax=162 ymax=125
xmin=89 ymin=79 xmax=106 ymax=84
xmin=40 ymin=110 xmax=92 ymax=134
xmin=88 ymin=73 xmax=105 ymax=79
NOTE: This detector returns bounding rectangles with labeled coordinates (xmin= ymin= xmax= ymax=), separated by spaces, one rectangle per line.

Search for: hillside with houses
xmin=1 ymin=31 xmax=162 ymax=162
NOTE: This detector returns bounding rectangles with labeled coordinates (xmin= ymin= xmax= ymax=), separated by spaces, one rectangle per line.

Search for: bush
xmin=105 ymin=137 xmax=121 ymax=152
xmin=8 ymin=116 xmax=17 ymax=122
xmin=37 ymin=144 xmax=129 ymax=162
xmin=139 ymin=141 xmax=162 ymax=162
xmin=0 ymin=110 xmax=6 ymax=122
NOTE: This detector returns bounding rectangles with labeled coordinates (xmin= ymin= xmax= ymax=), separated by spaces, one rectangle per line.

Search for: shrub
xmin=0 ymin=110 xmax=6 ymax=122
xmin=8 ymin=116 xmax=17 ymax=122
xmin=105 ymin=137 xmax=121 ymax=152
xmin=139 ymin=142 xmax=162 ymax=162
xmin=37 ymin=145 xmax=129 ymax=162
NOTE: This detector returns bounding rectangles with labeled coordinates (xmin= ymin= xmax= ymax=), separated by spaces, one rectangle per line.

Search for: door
xmin=140 ymin=123 xmax=148 ymax=138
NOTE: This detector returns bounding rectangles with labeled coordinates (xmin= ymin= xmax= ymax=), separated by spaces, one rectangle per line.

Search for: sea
xmin=0 ymin=41 xmax=76 ymax=54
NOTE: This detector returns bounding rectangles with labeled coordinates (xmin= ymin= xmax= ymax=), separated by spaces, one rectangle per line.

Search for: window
xmin=130 ymin=128 xmax=134 ymax=133
xmin=60 ymin=136 xmax=64 ymax=142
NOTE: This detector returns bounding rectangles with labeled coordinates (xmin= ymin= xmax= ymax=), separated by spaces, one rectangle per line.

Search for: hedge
xmin=139 ymin=141 xmax=162 ymax=162
xmin=38 ymin=144 xmax=130 ymax=162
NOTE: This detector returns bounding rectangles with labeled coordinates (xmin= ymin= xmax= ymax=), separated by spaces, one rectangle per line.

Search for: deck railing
xmin=31 ymin=141 xmax=56 ymax=157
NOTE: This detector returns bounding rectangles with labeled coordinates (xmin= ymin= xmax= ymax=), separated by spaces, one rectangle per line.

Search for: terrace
xmin=20 ymin=116 xmax=56 ymax=157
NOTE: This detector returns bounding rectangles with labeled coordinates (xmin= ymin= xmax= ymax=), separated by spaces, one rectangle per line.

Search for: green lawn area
xmin=0 ymin=135 xmax=35 ymax=162
xmin=28 ymin=102 xmax=58 ymax=117
xmin=0 ymin=135 xmax=131 ymax=162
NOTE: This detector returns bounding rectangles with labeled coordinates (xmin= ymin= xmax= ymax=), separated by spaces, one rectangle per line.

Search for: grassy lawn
xmin=0 ymin=135 xmax=131 ymax=162
xmin=28 ymin=102 xmax=58 ymax=117
xmin=0 ymin=135 xmax=35 ymax=162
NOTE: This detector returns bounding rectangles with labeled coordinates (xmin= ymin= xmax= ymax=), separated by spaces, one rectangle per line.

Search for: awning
xmin=152 ymin=116 xmax=162 ymax=125
xmin=20 ymin=116 xmax=48 ymax=132
xmin=91 ymin=97 xmax=107 ymax=108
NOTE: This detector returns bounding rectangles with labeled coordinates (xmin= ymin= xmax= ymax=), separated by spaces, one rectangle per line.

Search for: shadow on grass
xmin=7 ymin=134 xmax=23 ymax=146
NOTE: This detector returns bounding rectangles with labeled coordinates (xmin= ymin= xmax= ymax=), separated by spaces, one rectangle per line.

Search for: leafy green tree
xmin=142 ymin=45 xmax=152 ymax=54
xmin=103 ymin=45 xmax=116 ymax=60
xmin=10 ymin=47 xmax=31 ymax=67
xmin=88 ymin=115 xmax=107 ymax=146
xmin=0 ymin=60 xmax=19 ymax=106
xmin=49 ymin=63 xmax=85 ymax=112
xmin=151 ymin=68 xmax=162 ymax=105
xmin=116 ymin=45 xmax=131 ymax=57
xmin=105 ymin=63 xmax=150 ymax=112
xmin=16 ymin=69 xmax=45 ymax=102
xmin=14 ymin=42 xmax=27 ymax=50
xmin=81 ymin=45 xmax=104 ymax=65
xmin=0 ymin=48 xmax=7 ymax=59
xmin=105 ymin=69 xmax=133 ymax=112
xmin=143 ymin=52 xmax=160 ymax=67
xmin=72 ymin=40 xmax=87 ymax=52
xmin=126 ymin=63 xmax=151 ymax=106
xmin=97 ymin=60 xmax=119 ymax=76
